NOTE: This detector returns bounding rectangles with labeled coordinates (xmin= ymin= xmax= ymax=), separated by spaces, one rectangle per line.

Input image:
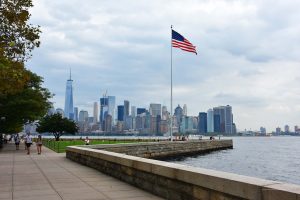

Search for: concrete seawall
xmin=66 ymin=140 xmax=300 ymax=200
xmin=89 ymin=140 xmax=233 ymax=159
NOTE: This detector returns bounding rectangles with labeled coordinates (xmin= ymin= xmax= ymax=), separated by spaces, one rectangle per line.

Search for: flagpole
xmin=170 ymin=25 xmax=173 ymax=142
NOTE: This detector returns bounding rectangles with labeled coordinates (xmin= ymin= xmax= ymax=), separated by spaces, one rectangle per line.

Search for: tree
xmin=0 ymin=0 xmax=40 ymax=96
xmin=0 ymin=0 xmax=52 ymax=135
xmin=36 ymin=113 xmax=78 ymax=141
xmin=0 ymin=55 xmax=31 ymax=95
xmin=0 ymin=70 xmax=52 ymax=133
xmin=0 ymin=0 xmax=41 ymax=62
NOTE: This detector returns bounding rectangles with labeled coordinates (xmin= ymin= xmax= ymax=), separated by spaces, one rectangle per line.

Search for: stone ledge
xmin=66 ymin=141 xmax=300 ymax=200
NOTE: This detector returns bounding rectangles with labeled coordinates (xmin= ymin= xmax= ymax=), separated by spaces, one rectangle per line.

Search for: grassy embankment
xmin=42 ymin=139 xmax=147 ymax=153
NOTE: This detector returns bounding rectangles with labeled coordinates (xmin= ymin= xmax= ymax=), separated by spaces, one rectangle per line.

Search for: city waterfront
xmin=167 ymin=136 xmax=300 ymax=185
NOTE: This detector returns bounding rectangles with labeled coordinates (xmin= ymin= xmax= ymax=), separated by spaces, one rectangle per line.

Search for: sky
xmin=27 ymin=0 xmax=300 ymax=132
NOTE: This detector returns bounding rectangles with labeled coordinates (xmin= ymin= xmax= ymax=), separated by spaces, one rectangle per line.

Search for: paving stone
xmin=0 ymin=143 xmax=162 ymax=200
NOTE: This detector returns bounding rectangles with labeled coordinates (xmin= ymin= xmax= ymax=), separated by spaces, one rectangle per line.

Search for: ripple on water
xmin=169 ymin=137 xmax=300 ymax=185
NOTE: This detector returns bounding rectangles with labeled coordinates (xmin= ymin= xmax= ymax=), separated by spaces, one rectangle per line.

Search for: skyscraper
xmin=79 ymin=110 xmax=88 ymax=122
xmin=162 ymin=106 xmax=169 ymax=120
xmin=207 ymin=109 xmax=214 ymax=133
xmin=100 ymin=95 xmax=116 ymax=128
xmin=64 ymin=70 xmax=74 ymax=120
xmin=137 ymin=108 xmax=146 ymax=115
xmin=99 ymin=97 xmax=108 ymax=123
xmin=93 ymin=102 xmax=98 ymax=124
xmin=284 ymin=125 xmax=290 ymax=133
xmin=131 ymin=106 xmax=136 ymax=117
xmin=213 ymin=105 xmax=233 ymax=134
xmin=198 ymin=112 xmax=207 ymax=133
xmin=224 ymin=105 xmax=233 ymax=134
xmin=213 ymin=106 xmax=225 ymax=133
xmin=213 ymin=114 xmax=221 ymax=133
xmin=124 ymin=100 xmax=130 ymax=118
xmin=183 ymin=104 xmax=187 ymax=116
xmin=74 ymin=107 xmax=78 ymax=122
xmin=174 ymin=105 xmax=183 ymax=128
xmin=117 ymin=105 xmax=124 ymax=121
xmin=149 ymin=103 xmax=161 ymax=116
xmin=107 ymin=96 xmax=116 ymax=124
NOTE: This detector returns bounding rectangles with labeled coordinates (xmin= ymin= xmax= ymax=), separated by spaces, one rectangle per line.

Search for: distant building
xmin=64 ymin=70 xmax=74 ymax=120
xmin=116 ymin=121 xmax=124 ymax=132
xmin=162 ymin=106 xmax=169 ymax=120
xmin=213 ymin=107 xmax=225 ymax=133
xmin=104 ymin=114 xmax=112 ymax=132
xmin=180 ymin=116 xmax=193 ymax=133
xmin=93 ymin=102 xmax=98 ymax=124
xmin=100 ymin=95 xmax=116 ymax=128
xmin=295 ymin=126 xmax=300 ymax=134
xmin=192 ymin=117 xmax=198 ymax=130
xmin=260 ymin=127 xmax=266 ymax=135
xmin=207 ymin=109 xmax=214 ymax=133
xmin=100 ymin=97 xmax=108 ymax=123
xmin=284 ymin=125 xmax=289 ymax=133
xmin=88 ymin=117 xmax=94 ymax=124
xmin=124 ymin=116 xmax=134 ymax=130
xmin=213 ymin=105 xmax=233 ymax=134
xmin=149 ymin=103 xmax=161 ymax=116
xmin=137 ymin=108 xmax=146 ymax=115
xmin=213 ymin=114 xmax=221 ymax=133
xmin=275 ymin=127 xmax=281 ymax=135
xmin=160 ymin=120 xmax=169 ymax=133
xmin=150 ymin=116 xmax=158 ymax=134
xmin=198 ymin=112 xmax=207 ymax=133
xmin=135 ymin=115 xmax=144 ymax=130
xmin=224 ymin=105 xmax=233 ymax=134
xmin=131 ymin=106 xmax=136 ymax=117
xmin=117 ymin=105 xmax=124 ymax=121
xmin=183 ymin=104 xmax=187 ymax=116
xmin=124 ymin=100 xmax=130 ymax=118
xmin=174 ymin=105 xmax=183 ymax=129
xmin=74 ymin=107 xmax=78 ymax=122
xmin=232 ymin=123 xmax=237 ymax=134
xmin=79 ymin=110 xmax=88 ymax=122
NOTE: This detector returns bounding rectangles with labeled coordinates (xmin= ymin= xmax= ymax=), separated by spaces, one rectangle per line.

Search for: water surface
xmin=168 ymin=137 xmax=300 ymax=185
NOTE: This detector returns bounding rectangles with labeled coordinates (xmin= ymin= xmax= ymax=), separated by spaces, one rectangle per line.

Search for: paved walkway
xmin=0 ymin=143 xmax=163 ymax=200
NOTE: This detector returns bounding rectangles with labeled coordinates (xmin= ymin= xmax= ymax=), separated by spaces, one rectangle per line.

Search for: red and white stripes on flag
xmin=172 ymin=29 xmax=197 ymax=55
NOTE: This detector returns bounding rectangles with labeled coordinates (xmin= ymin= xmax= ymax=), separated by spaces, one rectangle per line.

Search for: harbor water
xmin=167 ymin=136 xmax=300 ymax=185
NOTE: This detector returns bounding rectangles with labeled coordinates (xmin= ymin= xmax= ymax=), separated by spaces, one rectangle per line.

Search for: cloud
xmin=26 ymin=0 xmax=300 ymax=132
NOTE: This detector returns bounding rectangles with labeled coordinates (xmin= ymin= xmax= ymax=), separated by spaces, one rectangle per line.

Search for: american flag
xmin=172 ymin=30 xmax=197 ymax=55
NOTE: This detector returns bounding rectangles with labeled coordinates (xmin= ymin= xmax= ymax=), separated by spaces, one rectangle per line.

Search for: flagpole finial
xmin=171 ymin=25 xmax=173 ymax=29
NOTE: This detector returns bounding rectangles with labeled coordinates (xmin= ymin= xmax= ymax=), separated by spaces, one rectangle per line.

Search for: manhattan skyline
xmin=26 ymin=0 xmax=300 ymax=131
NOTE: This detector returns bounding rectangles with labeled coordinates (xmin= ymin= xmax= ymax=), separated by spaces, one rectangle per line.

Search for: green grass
xmin=42 ymin=139 xmax=139 ymax=153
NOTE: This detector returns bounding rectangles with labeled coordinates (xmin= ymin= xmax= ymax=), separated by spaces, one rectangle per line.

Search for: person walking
xmin=25 ymin=132 xmax=33 ymax=155
xmin=22 ymin=133 xmax=27 ymax=150
xmin=36 ymin=134 xmax=42 ymax=154
xmin=14 ymin=133 xmax=20 ymax=150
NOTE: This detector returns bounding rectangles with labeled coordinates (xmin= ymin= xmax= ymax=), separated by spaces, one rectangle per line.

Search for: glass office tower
xmin=64 ymin=71 xmax=74 ymax=120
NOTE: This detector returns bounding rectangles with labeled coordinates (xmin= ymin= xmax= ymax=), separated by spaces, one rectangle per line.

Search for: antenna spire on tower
xmin=69 ymin=68 xmax=72 ymax=80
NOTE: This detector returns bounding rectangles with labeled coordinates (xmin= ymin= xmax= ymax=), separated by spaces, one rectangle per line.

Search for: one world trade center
xmin=64 ymin=70 xmax=74 ymax=120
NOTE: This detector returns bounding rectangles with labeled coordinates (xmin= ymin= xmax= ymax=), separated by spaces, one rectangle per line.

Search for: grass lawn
xmin=43 ymin=139 xmax=139 ymax=153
